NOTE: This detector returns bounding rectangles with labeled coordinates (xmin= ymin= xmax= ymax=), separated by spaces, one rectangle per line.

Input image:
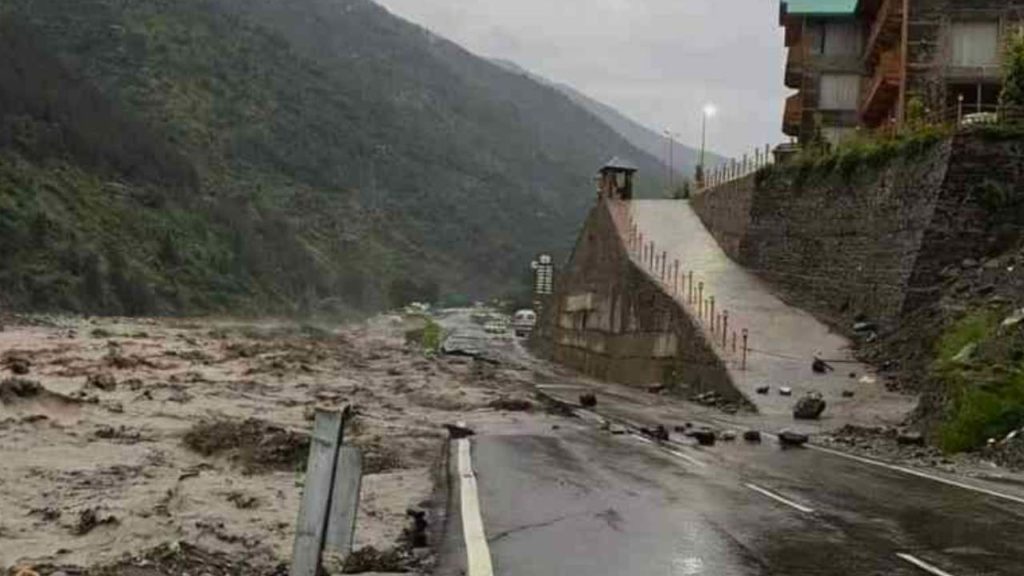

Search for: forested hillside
xmin=0 ymin=0 xmax=669 ymax=316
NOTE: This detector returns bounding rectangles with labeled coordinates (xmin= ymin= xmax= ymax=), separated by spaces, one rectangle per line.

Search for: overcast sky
xmin=374 ymin=0 xmax=787 ymax=158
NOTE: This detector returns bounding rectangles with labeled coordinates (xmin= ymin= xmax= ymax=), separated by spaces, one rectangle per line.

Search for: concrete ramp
xmin=629 ymin=199 xmax=912 ymax=422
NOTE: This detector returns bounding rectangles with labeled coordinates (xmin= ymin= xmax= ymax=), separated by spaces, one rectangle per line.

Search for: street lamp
xmin=664 ymin=129 xmax=678 ymax=191
xmin=699 ymin=104 xmax=717 ymax=187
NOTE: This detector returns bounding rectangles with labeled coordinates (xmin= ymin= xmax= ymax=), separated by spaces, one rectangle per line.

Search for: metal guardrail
xmin=290 ymin=406 xmax=363 ymax=576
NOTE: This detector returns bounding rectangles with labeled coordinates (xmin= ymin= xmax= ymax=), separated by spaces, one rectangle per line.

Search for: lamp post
xmin=698 ymin=104 xmax=716 ymax=188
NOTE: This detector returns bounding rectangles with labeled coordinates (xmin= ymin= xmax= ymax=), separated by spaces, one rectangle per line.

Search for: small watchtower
xmin=597 ymin=157 xmax=638 ymax=201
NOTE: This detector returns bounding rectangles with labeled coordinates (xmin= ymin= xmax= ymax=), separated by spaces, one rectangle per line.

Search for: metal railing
xmin=697 ymin=143 xmax=775 ymax=193
xmin=610 ymin=202 xmax=753 ymax=372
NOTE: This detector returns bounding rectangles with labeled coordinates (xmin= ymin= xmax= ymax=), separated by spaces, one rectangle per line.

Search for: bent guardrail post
xmin=291 ymin=406 xmax=360 ymax=576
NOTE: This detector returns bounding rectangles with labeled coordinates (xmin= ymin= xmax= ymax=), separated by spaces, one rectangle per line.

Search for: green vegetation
xmin=0 ymin=0 xmax=669 ymax=316
xmin=1000 ymin=31 xmax=1024 ymax=111
xmin=757 ymin=124 xmax=951 ymax=189
xmin=420 ymin=320 xmax=444 ymax=354
xmin=934 ymin=308 xmax=1024 ymax=452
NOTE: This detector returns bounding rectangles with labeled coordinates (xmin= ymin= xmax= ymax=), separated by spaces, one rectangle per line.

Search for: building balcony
xmin=862 ymin=0 xmax=902 ymax=66
xmin=860 ymin=48 xmax=901 ymax=126
xmin=783 ymin=93 xmax=802 ymax=137
xmin=785 ymin=46 xmax=805 ymax=89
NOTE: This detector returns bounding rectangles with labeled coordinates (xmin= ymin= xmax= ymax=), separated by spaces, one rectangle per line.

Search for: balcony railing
xmin=860 ymin=48 xmax=901 ymax=125
xmin=862 ymin=0 xmax=902 ymax=66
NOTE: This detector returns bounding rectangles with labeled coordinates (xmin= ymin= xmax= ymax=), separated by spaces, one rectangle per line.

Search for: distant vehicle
xmin=962 ymin=112 xmax=997 ymax=126
xmin=512 ymin=309 xmax=537 ymax=337
xmin=484 ymin=321 xmax=507 ymax=335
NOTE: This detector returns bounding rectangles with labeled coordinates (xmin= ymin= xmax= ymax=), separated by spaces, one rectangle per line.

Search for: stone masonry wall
xmin=532 ymin=201 xmax=743 ymax=401
xmin=689 ymin=131 xmax=1024 ymax=330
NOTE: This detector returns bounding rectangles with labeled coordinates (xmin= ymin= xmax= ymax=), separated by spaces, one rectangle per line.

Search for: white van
xmin=512 ymin=309 xmax=537 ymax=337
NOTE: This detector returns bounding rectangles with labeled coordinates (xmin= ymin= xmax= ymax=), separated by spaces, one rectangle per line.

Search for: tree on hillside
xmin=1000 ymin=30 xmax=1024 ymax=119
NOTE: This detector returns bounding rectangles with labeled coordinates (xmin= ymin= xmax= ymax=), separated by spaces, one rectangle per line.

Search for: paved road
xmin=434 ymin=312 xmax=1024 ymax=576
xmin=629 ymin=200 xmax=914 ymax=424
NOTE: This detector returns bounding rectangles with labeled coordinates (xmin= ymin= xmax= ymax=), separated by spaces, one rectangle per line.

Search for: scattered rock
xmin=405 ymin=508 xmax=429 ymax=548
xmin=743 ymin=430 xmax=762 ymax=443
xmin=842 ymin=390 xmax=856 ymax=398
xmin=690 ymin=429 xmax=716 ymax=446
xmin=608 ymin=423 xmax=627 ymax=435
xmin=641 ymin=425 xmax=670 ymax=442
xmin=848 ymin=372 xmax=857 ymax=379
xmin=721 ymin=430 xmax=737 ymax=441
xmin=811 ymin=357 xmax=834 ymax=374
xmin=579 ymin=393 xmax=597 ymax=408
xmin=896 ymin=431 xmax=925 ymax=447
xmin=778 ymin=430 xmax=809 ymax=447
xmin=646 ymin=385 xmax=666 ymax=394
xmin=86 ymin=373 xmax=117 ymax=392
xmin=487 ymin=397 xmax=533 ymax=412
xmin=793 ymin=392 xmax=827 ymax=420
xmin=779 ymin=387 xmax=793 ymax=397
xmin=1003 ymin=308 xmax=1024 ymax=329
xmin=755 ymin=385 xmax=770 ymax=395
xmin=962 ymin=258 xmax=979 ymax=268
xmin=853 ymin=321 xmax=877 ymax=333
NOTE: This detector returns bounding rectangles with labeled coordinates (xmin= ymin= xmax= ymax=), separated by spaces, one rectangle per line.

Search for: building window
xmin=823 ymin=22 xmax=862 ymax=57
xmin=951 ymin=21 xmax=1000 ymax=68
xmin=819 ymin=74 xmax=861 ymax=110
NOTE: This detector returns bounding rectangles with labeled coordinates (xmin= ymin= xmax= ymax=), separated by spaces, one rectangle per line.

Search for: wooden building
xmin=780 ymin=0 xmax=1021 ymax=145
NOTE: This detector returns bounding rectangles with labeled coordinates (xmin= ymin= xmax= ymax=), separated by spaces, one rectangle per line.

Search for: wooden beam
xmin=324 ymin=446 xmax=363 ymax=558
xmin=290 ymin=409 xmax=345 ymax=576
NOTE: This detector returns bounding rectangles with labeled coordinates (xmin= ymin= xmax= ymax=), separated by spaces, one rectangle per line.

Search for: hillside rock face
xmin=0 ymin=0 xmax=668 ymax=315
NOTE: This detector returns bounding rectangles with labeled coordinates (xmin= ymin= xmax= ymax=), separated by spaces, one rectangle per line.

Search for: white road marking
xmin=744 ymin=483 xmax=815 ymax=514
xmin=808 ymin=444 xmax=1024 ymax=507
xmin=896 ymin=553 xmax=957 ymax=576
xmin=457 ymin=439 xmax=494 ymax=576
xmin=664 ymin=447 xmax=708 ymax=468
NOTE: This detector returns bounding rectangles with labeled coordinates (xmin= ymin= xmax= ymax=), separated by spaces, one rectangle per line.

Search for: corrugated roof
xmin=782 ymin=0 xmax=857 ymax=15
xmin=601 ymin=156 xmax=639 ymax=172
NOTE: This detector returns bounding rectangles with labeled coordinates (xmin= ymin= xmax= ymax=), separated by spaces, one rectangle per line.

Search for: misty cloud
xmin=374 ymin=0 xmax=787 ymax=157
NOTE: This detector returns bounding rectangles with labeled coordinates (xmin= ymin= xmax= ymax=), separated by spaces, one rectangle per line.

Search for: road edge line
xmin=744 ymin=482 xmax=815 ymax=513
xmin=896 ymin=553 xmax=957 ymax=576
xmin=807 ymin=443 xmax=1024 ymax=507
xmin=457 ymin=439 xmax=494 ymax=576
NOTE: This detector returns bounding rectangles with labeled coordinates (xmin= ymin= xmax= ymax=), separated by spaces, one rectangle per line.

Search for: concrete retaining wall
xmin=532 ymin=201 xmax=742 ymax=401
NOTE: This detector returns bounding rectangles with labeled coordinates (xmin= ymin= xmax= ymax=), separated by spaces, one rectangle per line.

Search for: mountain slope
xmin=0 ymin=0 xmax=670 ymax=315
xmin=492 ymin=58 xmax=726 ymax=182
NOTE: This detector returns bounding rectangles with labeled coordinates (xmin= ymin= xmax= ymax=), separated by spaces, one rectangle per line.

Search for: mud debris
xmin=182 ymin=417 xmax=309 ymax=473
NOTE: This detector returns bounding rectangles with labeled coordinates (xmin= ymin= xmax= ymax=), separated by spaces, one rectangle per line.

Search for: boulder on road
xmin=579 ymin=393 xmax=597 ymax=408
xmin=778 ymin=430 xmax=809 ymax=447
xmin=793 ymin=392 xmax=826 ymax=420
xmin=779 ymin=387 xmax=793 ymax=397
xmin=896 ymin=430 xmax=925 ymax=446
xmin=755 ymin=385 xmax=770 ymax=395
xmin=743 ymin=430 xmax=762 ymax=443
xmin=690 ymin=428 xmax=717 ymax=446
xmin=721 ymin=430 xmax=737 ymax=441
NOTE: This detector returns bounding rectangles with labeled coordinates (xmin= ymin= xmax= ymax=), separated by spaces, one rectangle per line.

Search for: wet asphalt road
xmin=434 ymin=311 xmax=1024 ymax=575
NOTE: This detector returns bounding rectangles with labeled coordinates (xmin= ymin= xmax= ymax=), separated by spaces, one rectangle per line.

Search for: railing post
xmin=731 ymin=331 xmax=737 ymax=353
xmin=673 ymin=260 xmax=680 ymax=294
xmin=698 ymin=282 xmax=704 ymax=319
xmin=689 ymin=272 xmax=695 ymax=304
xmin=661 ymin=251 xmax=668 ymax=280
xmin=741 ymin=329 xmax=749 ymax=371
xmin=722 ymin=310 xmax=729 ymax=347
xmin=709 ymin=296 xmax=716 ymax=333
